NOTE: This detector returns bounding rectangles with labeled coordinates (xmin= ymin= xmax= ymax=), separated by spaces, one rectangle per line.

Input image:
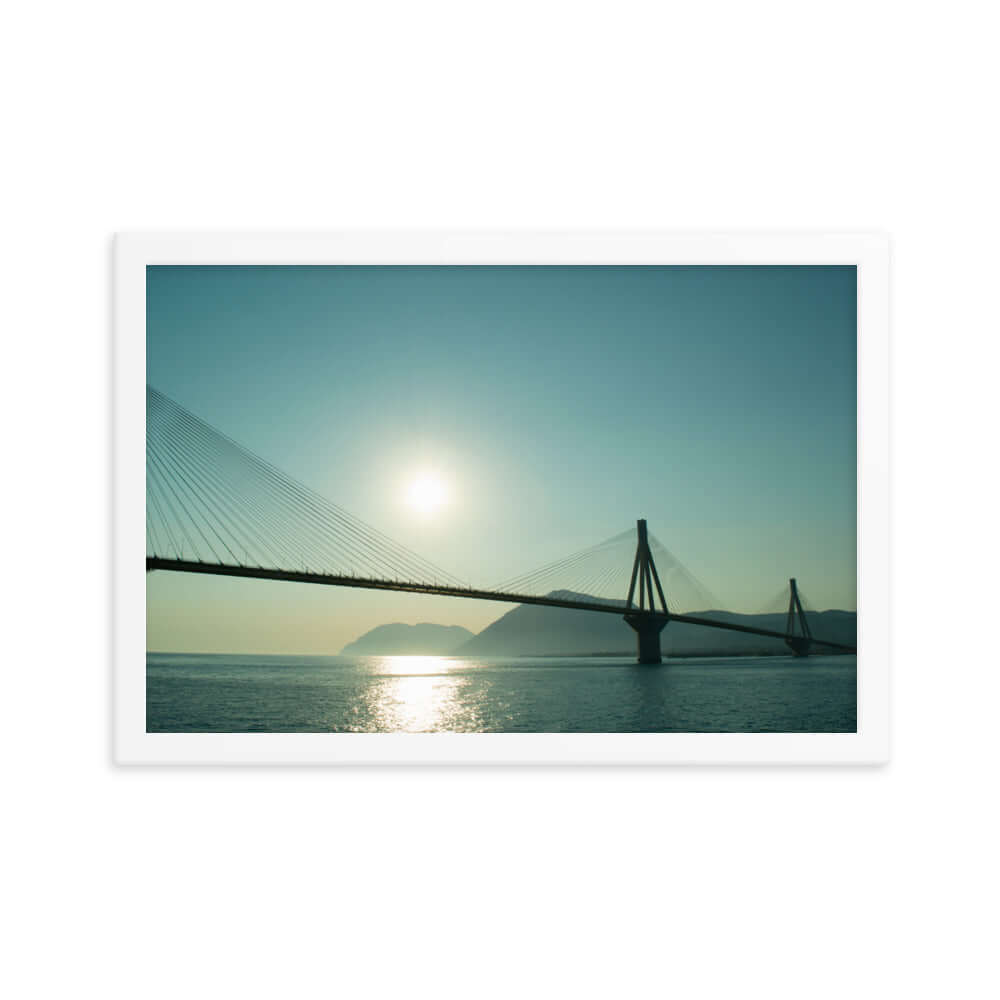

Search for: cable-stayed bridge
xmin=146 ymin=386 xmax=856 ymax=663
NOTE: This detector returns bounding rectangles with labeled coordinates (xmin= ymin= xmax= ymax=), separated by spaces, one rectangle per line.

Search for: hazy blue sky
xmin=147 ymin=265 xmax=856 ymax=653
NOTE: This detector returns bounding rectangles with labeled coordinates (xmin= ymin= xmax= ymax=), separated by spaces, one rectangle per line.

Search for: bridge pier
xmin=624 ymin=613 xmax=669 ymax=664
xmin=785 ymin=636 xmax=812 ymax=657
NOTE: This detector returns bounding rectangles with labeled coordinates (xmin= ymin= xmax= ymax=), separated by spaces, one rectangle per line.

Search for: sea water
xmin=146 ymin=653 xmax=856 ymax=733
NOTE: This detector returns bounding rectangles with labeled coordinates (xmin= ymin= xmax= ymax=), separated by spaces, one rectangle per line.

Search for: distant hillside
xmin=340 ymin=623 xmax=475 ymax=656
xmin=455 ymin=591 xmax=856 ymax=657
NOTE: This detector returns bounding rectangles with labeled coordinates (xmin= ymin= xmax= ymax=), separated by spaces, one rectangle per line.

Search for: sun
xmin=406 ymin=473 xmax=448 ymax=515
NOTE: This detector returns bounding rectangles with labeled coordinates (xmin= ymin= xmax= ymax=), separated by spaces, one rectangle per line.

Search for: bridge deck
xmin=146 ymin=558 xmax=856 ymax=653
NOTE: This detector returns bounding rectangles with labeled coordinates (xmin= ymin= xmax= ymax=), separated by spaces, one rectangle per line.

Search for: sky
xmin=146 ymin=265 xmax=856 ymax=653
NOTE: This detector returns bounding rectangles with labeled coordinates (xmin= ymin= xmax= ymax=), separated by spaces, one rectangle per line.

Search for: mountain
xmin=340 ymin=622 xmax=475 ymax=656
xmin=454 ymin=591 xmax=856 ymax=657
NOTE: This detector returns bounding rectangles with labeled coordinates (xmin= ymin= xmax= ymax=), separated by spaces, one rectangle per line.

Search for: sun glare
xmin=406 ymin=474 xmax=448 ymax=515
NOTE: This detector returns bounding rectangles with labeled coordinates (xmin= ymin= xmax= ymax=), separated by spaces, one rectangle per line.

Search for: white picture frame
xmin=115 ymin=231 xmax=888 ymax=765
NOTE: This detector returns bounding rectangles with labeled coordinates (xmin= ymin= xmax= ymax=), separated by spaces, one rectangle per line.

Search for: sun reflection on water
xmin=372 ymin=655 xmax=459 ymax=676
xmin=361 ymin=656 xmax=476 ymax=732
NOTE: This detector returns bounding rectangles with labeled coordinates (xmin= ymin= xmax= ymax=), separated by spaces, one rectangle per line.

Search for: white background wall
xmin=3 ymin=2 xmax=997 ymax=997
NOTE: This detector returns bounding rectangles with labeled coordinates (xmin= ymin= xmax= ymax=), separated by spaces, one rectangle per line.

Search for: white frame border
xmin=114 ymin=232 xmax=888 ymax=765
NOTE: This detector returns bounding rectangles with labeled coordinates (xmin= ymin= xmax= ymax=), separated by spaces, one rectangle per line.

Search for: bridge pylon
xmin=623 ymin=519 xmax=669 ymax=664
xmin=785 ymin=577 xmax=813 ymax=657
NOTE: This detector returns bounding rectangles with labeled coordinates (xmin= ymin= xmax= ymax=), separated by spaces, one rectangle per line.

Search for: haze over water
xmin=147 ymin=653 xmax=857 ymax=733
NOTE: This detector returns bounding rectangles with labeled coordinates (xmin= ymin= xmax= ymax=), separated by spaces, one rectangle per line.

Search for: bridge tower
xmin=623 ymin=519 xmax=670 ymax=664
xmin=785 ymin=577 xmax=813 ymax=657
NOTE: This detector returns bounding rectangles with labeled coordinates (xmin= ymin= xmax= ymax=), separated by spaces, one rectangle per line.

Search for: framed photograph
xmin=114 ymin=232 xmax=888 ymax=764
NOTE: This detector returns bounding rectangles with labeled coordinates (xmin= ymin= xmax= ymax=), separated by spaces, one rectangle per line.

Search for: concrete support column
xmin=785 ymin=636 xmax=812 ymax=657
xmin=624 ymin=613 xmax=669 ymax=665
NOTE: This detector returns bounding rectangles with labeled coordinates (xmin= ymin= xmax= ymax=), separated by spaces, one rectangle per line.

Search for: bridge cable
xmin=150 ymin=386 xmax=466 ymax=584
xmin=147 ymin=386 xmax=468 ymax=587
